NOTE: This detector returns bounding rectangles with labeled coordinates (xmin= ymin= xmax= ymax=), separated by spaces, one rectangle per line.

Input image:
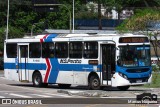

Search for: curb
xmin=57 ymin=89 xmax=109 ymax=97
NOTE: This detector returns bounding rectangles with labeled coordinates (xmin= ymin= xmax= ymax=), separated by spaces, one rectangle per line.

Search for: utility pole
xmin=6 ymin=0 xmax=9 ymax=40
xmin=98 ymin=0 xmax=102 ymax=30
xmin=72 ymin=0 xmax=74 ymax=33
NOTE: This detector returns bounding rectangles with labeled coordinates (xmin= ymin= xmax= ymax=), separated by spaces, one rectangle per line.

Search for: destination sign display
xmin=119 ymin=37 xmax=149 ymax=43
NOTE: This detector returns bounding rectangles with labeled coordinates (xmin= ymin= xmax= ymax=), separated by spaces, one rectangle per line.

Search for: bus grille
xmin=128 ymin=77 xmax=149 ymax=83
xmin=126 ymin=68 xmax=150 ymax=73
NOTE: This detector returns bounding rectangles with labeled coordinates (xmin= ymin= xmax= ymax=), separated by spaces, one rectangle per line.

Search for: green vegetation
xmin=143 ymin=72 xmax=160 ymax=88
xmin=0 ymin=0 xmax=87 ymax=51
xmin=138 ymin=65 xmax=160 ymax=88
xmin=1 ymin=0 xmax=160 ymax=52
xmin=116 ymin=8 xmax=160 ymax=32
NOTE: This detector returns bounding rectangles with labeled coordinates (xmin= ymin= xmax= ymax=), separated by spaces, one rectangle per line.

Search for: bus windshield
xmin=118 ymin=45 xmax=151 ymax=67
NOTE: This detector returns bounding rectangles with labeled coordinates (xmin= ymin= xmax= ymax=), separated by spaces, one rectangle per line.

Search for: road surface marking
xmin=0 ymin=96 xmax=5 ymax=98
xmin=0 ymin=84 xmax=57 ymax=93
xmin=10 ymin=93 xmax=32 ymax=98
xmin=31 ymin=94 xmax=52 ymax=98
xmin=85 ymin=104 xmax=102 ymax=107
xmin=45 ymin=93 xmax=72 ymax=98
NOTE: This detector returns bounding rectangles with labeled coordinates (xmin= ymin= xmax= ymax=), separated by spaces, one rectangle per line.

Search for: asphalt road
xmin=0 ymin=70 xmax=159 ymax=107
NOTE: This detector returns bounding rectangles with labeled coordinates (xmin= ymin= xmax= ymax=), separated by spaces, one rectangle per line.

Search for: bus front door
xmin=101 ymin=44 xmax=115 ymax=86
xmin=18 ymin=44 xmax=29 ymax=82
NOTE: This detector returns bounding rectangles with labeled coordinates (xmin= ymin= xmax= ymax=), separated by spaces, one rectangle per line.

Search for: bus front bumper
xmin=111 ymin=73 xmax=152 ymax=87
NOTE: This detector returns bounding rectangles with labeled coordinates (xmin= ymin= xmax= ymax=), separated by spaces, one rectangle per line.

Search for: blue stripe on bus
xmin=4 ymin=63 xmax=46 ymax=70
xmin=48 ymin=58 xmax=59 ymax=83
xmin=4 ymin=58 xmax=101 ymax=83
xmin=44 ymin=34 xmax=58 ymax=42
xmin=4 ymin=62 xmax=101 ymax=72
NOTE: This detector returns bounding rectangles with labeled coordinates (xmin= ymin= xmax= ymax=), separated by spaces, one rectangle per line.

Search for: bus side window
xmin=29 ymin=43 xmax=41 ymax=58
xmin=42 ymin=43 xmax=54 ymax=58
xmin=6 ymin=43 xmax=17 ymax=58
xmin=55 ymin=42 xmax=68 ymax=58
xmin=84 ymin=42 xmax=98 ymax=59
xmin=69 ymin=42 xmax=82 ymax=58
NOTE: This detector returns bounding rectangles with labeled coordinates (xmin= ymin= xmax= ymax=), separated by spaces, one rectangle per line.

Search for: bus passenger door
xmin=101 ymin=44 xmax=115 ymax=85
xmin=18 ymin=44 xmax=29 ymax=82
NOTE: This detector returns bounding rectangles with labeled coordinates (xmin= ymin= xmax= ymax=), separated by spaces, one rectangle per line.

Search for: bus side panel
xmin=4 ymin=69 xmax=19 ymax=81
xmin=46 ymin=58 xmax=101 ymax=85
xmin=56 ymin=71 xmax=100 ymax=85
xmin=46 ymin=58 xmax=75 ymax=84
xmin=4 ymin=41 xmax=19 ymax=81
xmin=56 ymin=71 xmax=74 ymax=84
xmin=4 ymin=58 xmax=19 ymax=81
xmin=46 ymin=58 xmax=62 ymax=84
xmin=55 ymin=71 xmax=89 ymax=85
xmin=73 ymin=71 xmax=88 ymax=85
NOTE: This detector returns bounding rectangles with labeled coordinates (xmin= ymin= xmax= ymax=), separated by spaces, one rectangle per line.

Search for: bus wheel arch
xmin=88 ymin=72 xmax=100 ymax=90
xmin=32 ymin=70 xmax=48 ymax=87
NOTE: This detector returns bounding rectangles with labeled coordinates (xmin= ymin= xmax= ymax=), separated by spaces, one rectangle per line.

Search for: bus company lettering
xmin=60 ymin=59 xmax=82 ymax=64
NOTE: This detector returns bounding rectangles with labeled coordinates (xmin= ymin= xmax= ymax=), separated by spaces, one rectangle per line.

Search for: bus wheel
xmin=32 ymin=72 xmax=43 ymax=87
xmin=58 ymin=84 xmax=71 ymax=89
xmin=88 ymin=75 xmax=100 ymax=90
xmin=117 ymin=86 xmax=130 ymax=91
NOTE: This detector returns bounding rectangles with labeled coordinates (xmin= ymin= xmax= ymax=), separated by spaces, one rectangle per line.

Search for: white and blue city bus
xmin=4 ymin=33 xmax=152 ymax=90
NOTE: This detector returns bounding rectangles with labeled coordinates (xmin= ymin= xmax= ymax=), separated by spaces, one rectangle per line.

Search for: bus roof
xmin=5 ymin=33 xmax=147 ymax=43
xmin=13 ymin=33 xmax=146 ymax=38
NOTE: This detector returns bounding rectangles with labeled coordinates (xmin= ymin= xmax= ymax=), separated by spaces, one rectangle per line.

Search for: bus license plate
xmin=136 ymin=79 xmax=142 ymax=83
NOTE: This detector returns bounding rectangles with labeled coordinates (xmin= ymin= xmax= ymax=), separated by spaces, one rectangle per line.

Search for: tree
xmin=0 ymin=0 xmax=87 ymax=51
xmin=88 ymin=0 xmax=138 ymax=30
xmin=0 ymin=26 xmax=24 ymax=51
xmin=96 ymin=0 xmax=160 ymax=28
xmin=116 ymin=9 xmax=160 ymax=32
xmin=101 ymin=0 xmax=138 ymax=23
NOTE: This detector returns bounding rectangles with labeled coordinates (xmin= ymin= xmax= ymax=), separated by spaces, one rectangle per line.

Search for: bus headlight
xmin=118 ymin=72 xmax=128 ymax=80
xmin=124 ymin=75 xmax=128 ymax=79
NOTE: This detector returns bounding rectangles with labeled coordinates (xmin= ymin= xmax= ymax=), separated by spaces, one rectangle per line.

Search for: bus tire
xmin=58 ymin=84 xmax=71 ymax=89
xmin=32 ymin=72 xmax=43 ymax=87
xmin=117 ymin=85 xmax=130 ymax=91
xmin=88 ymin=75 xmax=100 ymax=90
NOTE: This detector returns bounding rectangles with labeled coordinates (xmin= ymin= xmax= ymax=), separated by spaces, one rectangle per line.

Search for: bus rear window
xmin=6 ymin=43 xmax=17 ymax=58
